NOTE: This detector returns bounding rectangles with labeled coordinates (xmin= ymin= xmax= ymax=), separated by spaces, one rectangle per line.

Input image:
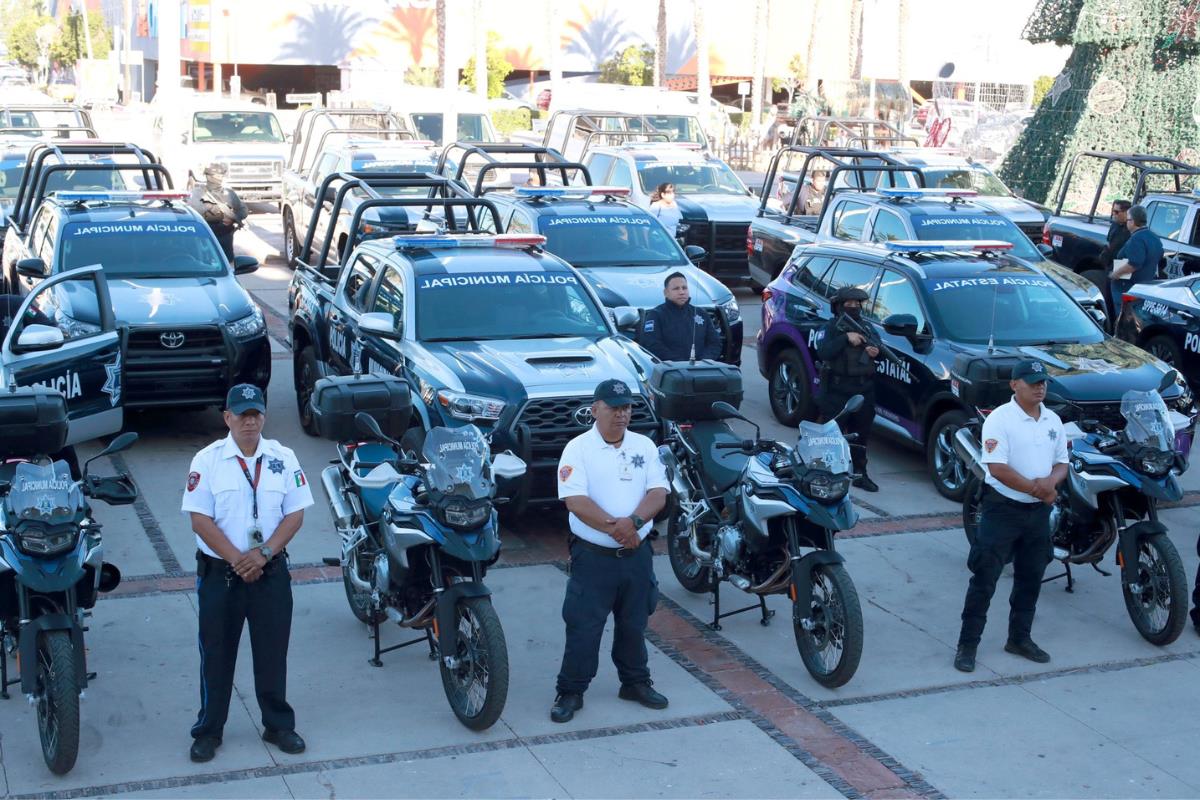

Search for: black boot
xmin=853 ymin=473 xmax=879 ymax=492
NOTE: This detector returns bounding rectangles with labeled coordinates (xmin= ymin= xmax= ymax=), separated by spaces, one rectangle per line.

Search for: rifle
xmin=835 ymin=312 xmax=904 ymax=368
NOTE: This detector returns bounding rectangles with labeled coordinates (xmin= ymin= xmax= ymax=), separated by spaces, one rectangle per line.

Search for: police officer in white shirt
xmin=180 ymin=384 xmax=314 ymax=762
xmin=954 ymin=360 xmax=1068 ymax=672
xmin=551 ymin=379 xmax=669 ymax=723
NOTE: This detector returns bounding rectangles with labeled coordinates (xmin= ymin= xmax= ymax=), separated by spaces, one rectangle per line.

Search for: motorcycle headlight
xmin=718 ymin=297 xmax=741 ymax=325
xmin=1136 ymin=448 xmax=1173 ymax=477
xmin=799 ymin=470 xmax=850 ymax=503
xmin=435 ymin=495 xmax=492 ymax=530
xmin=435 ymin=389 xmax=506 ymax=423
xmin=14 ymin=523 xmax=78 ymax=556
xmin=55 ymin=311 xmax=101 ymax=339
xmin=227 ymin=305 xmax=265 ymax=340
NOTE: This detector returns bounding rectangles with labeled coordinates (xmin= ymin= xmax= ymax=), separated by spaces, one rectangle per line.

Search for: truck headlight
xmin=718 ymin=297 xmax=741 ymax=324
xmin=227 ymin=305 xmax=265 ymax=339
xmin=272 ymin=161 xmax=283 ymax=177
xmin=435 ymin=389 xmax=506 ymax=422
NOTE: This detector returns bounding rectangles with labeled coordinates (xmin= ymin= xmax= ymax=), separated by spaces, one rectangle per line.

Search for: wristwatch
xmin=629 ymin=514 xmax=646 ymax=529
xmin=258 ymin=544 xmax=274 ymax=560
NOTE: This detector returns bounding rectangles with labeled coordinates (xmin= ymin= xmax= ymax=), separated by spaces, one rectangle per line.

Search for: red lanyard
xmin=235 ymin=455 xmax=263 ymax=522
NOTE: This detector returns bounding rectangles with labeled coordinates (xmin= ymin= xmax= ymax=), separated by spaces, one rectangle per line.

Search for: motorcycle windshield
xmin=6 ymin=461 xmax=80 ymax=524
xmin=422 ymin=425 xmax=492 ymax=499
xmin=796 ymin=420 xmax=852 ymax=475
xmin=1120 ymin=390 xmax=1172 ymax=452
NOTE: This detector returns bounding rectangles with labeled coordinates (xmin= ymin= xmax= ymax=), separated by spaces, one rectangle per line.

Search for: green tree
xmin=1031 ymin=74 xmax=1054 ymax=106
xmin=48 ymin=10 xmax=111 ymax=66
xmin=771 ymin=53 xmax=807 ymax=107
xmin=598 ymin=44 xmax=654 ymax=86
xmin=459 ymin=32 xmax=513 ymax=98
xmin=4 ymin=7 xmax=52 ymax=69
xmin=404 ymin=65 xmax=438 ymax=87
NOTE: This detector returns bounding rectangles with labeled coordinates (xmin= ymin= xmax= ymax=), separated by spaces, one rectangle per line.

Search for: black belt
xmin=569 ymin=534 xmax=645 ymax=559
xmin=196 ymin=549 xmax=286 ymax=576
xmin=983 ymin=485 xmax=1042 ymax=508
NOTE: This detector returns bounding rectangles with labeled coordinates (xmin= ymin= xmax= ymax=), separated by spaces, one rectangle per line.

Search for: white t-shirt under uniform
xmin=181 ymin=435 xmax=315 ymax=558
xmin=557 ymin=425 xmax=669 ymax=548
xmin=980 ymin=398 xmax=1068 ymax=503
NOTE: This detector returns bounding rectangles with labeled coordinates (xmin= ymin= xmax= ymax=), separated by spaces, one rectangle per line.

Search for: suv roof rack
xmin=757 ymin=145 xmax=925 ymax=222
xmin=436 ymin=142 xmax=592 ymax=196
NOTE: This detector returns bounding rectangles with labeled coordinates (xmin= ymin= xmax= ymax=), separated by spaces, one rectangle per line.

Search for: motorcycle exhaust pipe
xmin=953 ymin=427 xmax=986 ymax=481
xmin=321 ymin=466 xmax=355 ymax=528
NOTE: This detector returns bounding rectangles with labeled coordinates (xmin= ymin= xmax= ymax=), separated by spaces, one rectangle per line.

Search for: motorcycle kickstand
xmin=0 ymin=641 xmax=8 ymax=700
xmin=758 ymin=594 xmax=775 ymax=627
xmin=1090 ymin=562 xmax=1112 ymax=577
xmin=369 ymin=617 xmax=384 ymax=668
xmin=425 ymin=628 xmax=438 ymax=661
xmin=1064 ymin=561 xmax=1074 ymax=593
xmin=710 ymin=581 xmax=722 ymax=631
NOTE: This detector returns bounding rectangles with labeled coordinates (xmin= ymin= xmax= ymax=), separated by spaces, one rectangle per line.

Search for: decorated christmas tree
xmin=999 ymin=0 xmax=1200 ymax=208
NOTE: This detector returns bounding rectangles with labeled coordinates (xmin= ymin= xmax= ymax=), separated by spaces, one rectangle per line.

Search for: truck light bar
xmin=52 ymin=190 xmax=189 ymax=202
xmin=393 ymin=233 xmax=546 ymax=250
xmin=513 ymin=185 xmax=630 ymax=198
xmin=877 ymin=187 xmax=979 ymax=199
xmin=884 ymin=239 xmax=1014 ymax=253
xmin=349 ymin=139 xmax=436 ymax=149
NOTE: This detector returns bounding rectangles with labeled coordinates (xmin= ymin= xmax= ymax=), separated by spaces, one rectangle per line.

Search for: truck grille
xmin=1016 ymin=222 xmax=1044 ymax=243
xmin=126 ymin=325 xmax=228 ymax=406
xmin=223 ymin=160 xmax=278 ymax=181
xmin=515 ymin=395 xmax=657 ymax=464
xmin=684 ymin=221 xmax=751 ymax=281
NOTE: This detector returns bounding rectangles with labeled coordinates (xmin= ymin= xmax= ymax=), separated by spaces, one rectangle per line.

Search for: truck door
xmin=1 ymin=265 xmax=123 ymax=445
xmin=866 ymin=269 xmax=931 ymax=433
xmin=327 ymin=253 xmax=380 ymax=375
xmin=359 ymin=263 xmax=407 ymax=380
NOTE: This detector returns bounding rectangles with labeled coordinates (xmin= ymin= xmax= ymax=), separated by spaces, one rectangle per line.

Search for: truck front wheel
xmin=768 ymin=350 xmax=813 ymax=425
xmin=295 ymin=347 xmax=320 ymax=436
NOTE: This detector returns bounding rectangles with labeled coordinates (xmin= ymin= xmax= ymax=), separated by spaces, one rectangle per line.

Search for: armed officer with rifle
xmin=816 ymin=286 xmax=899 ymax=493
xmin=188 ymin=162 xmax=248 ymax=263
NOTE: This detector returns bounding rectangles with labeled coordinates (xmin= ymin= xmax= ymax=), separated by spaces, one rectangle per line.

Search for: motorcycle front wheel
xmin=439 ymin=596 xmax=509 ymax=731
xmin=1122 ymin=534 xmax=1188 ymax=646
xmin=666 ymin=508 xmax=713 ymax=594
xmin=36 ymin=629 xmax=80 ymax=775
xmin=793 ymin=563 xmax=863 ymax=688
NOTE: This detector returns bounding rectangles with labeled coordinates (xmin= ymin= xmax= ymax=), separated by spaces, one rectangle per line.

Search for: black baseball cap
xmin=226 ymin=383 xmax=267 ymax=414
xmin=1012 ymin=359 xmax=1050 ymax=384
xmin=593 ymin=379 xmax=635 ymax=407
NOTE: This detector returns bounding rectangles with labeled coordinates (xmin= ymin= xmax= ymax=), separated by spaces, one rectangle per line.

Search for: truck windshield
xmin=922 ymin=167 xmax=1010 ymax=196
xmin=347 ymin=155 xmax=438 ymax=195
xmin=192 ymin=111 xmax=284 ymax=143
xmin=911 ymin=213 xmax=1042 ymax=260
xmin=537 ymin=214 xmax=684 ymax=267
xmin=59 ymin=219 xmax=227 ymax=277
xmin=416 ymin=271 xmax=610 ymax=341
xmin=923 ymin=275 xmax=1103 ymax=346
xmin=636 ymin=160 xmax=746 ymax=196
xmin=411 ymin=113 xmax=489 ymax=142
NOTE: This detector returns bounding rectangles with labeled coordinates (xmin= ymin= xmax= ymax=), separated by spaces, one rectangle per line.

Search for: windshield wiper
xmin=497 ymin=332 xmax=584 ymax=340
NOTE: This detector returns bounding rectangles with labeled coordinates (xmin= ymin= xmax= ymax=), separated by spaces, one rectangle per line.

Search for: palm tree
xmin=694 ymin=0 xmax=709 ymax=110
xmin=848 ymin=0 xmax=863 ymax=80
xmin=436 ymin=0 xmax=447 ymax=87
xmin=805 ymin=0 xmax=823 ymax=93
xmin=279 ymin=4 xmax=370 ymax=64
xmin=564 ymin=5 xmax=631 ymax=68
xmin=750 ymin=0 xmax=767 ymax=134
xmin=656 ymin=0 xmax=667 ymax=87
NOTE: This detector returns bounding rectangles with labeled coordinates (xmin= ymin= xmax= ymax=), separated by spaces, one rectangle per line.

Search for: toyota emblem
xmin=573 ymin=405 xmax=595 ymax=426
xmin=159 ymin=331 xmax=186 ymax=349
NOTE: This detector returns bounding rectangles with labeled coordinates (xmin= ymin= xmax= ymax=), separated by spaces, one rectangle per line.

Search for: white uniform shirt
xmin=558 ymin=425 xmax=669 ymax=547
xmin=181 ymin=435 xmax=314 ymax=558
xmin=980 ymin=397 xmax=1068 ymax=503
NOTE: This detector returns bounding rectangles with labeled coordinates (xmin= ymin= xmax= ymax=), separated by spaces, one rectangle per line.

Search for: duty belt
xmin=569 ymin=534 xmax=646 ymax=559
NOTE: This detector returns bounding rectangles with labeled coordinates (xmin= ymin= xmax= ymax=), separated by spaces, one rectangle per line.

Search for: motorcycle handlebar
xmin=715 ymin=440 xmax=756 ymax=451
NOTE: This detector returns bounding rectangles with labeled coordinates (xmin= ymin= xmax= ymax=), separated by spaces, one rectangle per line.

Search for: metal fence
xmin=930 ymin=81 xmax=1032 ymax=112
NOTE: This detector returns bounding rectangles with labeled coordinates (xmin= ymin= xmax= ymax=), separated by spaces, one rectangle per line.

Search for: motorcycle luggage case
xmin=649 ymin=359 xmax=744 ymax=421
xmin=0 ymin=386 xmax=68 ymax=458
xmin=311 ymin=374 xmax=413 ymax=442
xmin=950 ymin=353 xmax=1024 ymax=409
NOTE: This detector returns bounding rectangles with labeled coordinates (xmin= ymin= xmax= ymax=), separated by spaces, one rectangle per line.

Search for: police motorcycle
xmin=956 ymin=369 xmax=1192 ymax=645
xmin=654 ymin=360 xmax=865 ymax=688
xmin=312 ymin=374 xmax=526 ymax=730
xmin=0 ymin=386 xmax=137 ymax=775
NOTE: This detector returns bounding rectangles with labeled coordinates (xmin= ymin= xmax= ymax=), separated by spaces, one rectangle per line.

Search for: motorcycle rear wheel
xmin=439 ymin=596 xmax=509 ymax=731
xmin=36 ymin=630 xmax=80 ymax=775
xmin=666 ymin=508 xmax=713 ymax=594
xmin=794 ymin=563 xmax=863 ymax=688
xmin=1122 ymin=534 xmax=1188 ymax=646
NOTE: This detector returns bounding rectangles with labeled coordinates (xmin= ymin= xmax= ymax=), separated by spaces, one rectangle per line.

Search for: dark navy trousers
xmin=192 ymin=553 xmax=295 ymax=740
xmin=556 ymin=538 xmax=659 ymax=695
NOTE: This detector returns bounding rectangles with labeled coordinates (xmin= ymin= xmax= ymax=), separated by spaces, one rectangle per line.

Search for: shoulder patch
xmin=187 ymin=471 xmax=201 ymax=492
xmin=984 ymin=438 xmax=998 ymax=454
xmin=643 ymin=319 xmax=655 ymax=332
xmin=559 ymin=465 xmax=573 ymax=482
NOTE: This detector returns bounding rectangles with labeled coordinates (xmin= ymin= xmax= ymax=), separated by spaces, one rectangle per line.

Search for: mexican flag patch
xmin=293 ymin=470 xmax=307 ymax=487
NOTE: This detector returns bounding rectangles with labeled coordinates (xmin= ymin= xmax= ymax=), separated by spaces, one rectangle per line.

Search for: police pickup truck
xmin=288 ymin=175 xmax=658 ymax=511
xmin=439 ymin=142 xmax=743 ymax=364
xmin=3 ymin=190 xmax=270 ymax=409
xmin=1043 ymin=151 xmax=1200 ymax=293
xmin=1120 ymin=275 xmax=1200 ymax=393
xmin=757 ymin=239 xmax=1193 ymax=500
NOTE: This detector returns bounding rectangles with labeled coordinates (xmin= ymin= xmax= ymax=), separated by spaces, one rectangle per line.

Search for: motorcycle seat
xmin=684 ymin=421 xmax=749 ymax=494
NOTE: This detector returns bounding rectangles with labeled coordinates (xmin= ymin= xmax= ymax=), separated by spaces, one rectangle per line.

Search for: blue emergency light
xmin=512 ymin=185 xmax=630 ymax=199
xmin=883 ymin=239 xmax=1013 ymax=253
xmin=393 ymin=233 xmax=546 ymax=250
xmin=52 ymin=190 xmax=189 ymax=203
xmin=877 ymin=187 xmax=978 ymax=199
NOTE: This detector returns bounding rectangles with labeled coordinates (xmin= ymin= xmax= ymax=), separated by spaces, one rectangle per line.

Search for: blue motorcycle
xmin=321 ymin=411 xmax=525 ymax=731
xmin=661 ymin=397 xmax=865 ymax=688
xmin=0 ymin=423 xmax=137 ymax=775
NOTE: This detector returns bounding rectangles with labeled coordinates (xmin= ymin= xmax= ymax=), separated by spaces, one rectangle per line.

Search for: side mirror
xmin=232 ymin=255 xmax=259 ymax=274
xmin=180 ymin=132 xmax=189 ymax=144
xmin=684 ymin=245 xmax=706 ymax=264
xmin=98 ymin=431 xmax=138 ymax=457
xmin=842 ymin=394 xmax=865 ymax=415
xmin=612 ymin=305 xmax=639 ymax=328
xmin=1036 ymin=243 xmax=1054 ymax=257
xmin=16 ymin=257 xmax=47 ymax=278
xmin=359 ymin=311 xmax=401 ymax=339
xmin=15 ymin=323 xmax=64 ymax=352
xmin=882 ymin=313 xmax=919 ymax=337
xmin=355 ymin=411 xmax=397 ymax=445
xmin=710 ymin=400 xmax=745 ymax=420
xmin=1087 ymin=307 xmax=1106 ymax=325
xmin=1159 ymin=369 xmax=1180 ymax=393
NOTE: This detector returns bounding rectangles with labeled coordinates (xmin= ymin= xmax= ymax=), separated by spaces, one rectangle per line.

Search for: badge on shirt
xmin=187 ymin=471 xmax=201 ymax=492
xmin=643 ymin=319 xmax=655 ymax=332
xmin=559 ymin=465 xmax=573 ymax=482
xmin=631 ymin=454 xmax=645 ymax=468
xmin=1048 ymin=429 xmax=1057 ymax=441
xmin=618 ymin=453 xmax=633 ymax=481
xmin=268 ymin=457 xmax=285 ymax=475
xmin=985 ymin=438 xmax=998 ymax=453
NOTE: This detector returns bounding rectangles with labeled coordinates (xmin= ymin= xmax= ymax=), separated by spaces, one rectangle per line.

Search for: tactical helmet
xmin=831 ymin=286 xmax=869 ymax=310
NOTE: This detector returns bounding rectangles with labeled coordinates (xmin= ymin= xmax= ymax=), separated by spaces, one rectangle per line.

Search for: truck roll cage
xmin=757 ymin=146 xmax=925 ymax=222
xmin=12 ymin=141 xmax=164 ymax=227
xmin=786 ymin=116 xmax=909 ymax=148
xmin=1053 ymin=151 xmax=1200 ymax=223
xmin=287 ymin=108 xmax=413 ymax=174
xmin=435 ymin=142 xmax=592 ymax=196
xmin=0 ymin=125 xmax=99 ymax=140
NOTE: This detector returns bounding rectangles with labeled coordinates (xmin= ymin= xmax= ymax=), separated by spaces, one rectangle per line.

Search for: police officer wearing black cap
xmin=180 ymin=384 xmax=313 ymax=762
xmin=550 ymin=378 xmax=670 ymax=723
xmin=954 ymin=359 xmax=1068 ymax=672
xmin=817 ymin=286 xmax=881 ymax=491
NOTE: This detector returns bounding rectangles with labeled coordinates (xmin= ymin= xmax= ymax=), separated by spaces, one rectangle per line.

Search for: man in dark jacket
xmin=188 ymin=162 xmax=248 ymax=262
xmin=638 ymin=273 xmax=721 ymax=362
xmin=816 ymin=286 xmax=880 ymax=491
xmin=1110 ymin=204 xmax=1164 ymax=320
xmin=1101 ymin=200 xmax=1132 ymax=270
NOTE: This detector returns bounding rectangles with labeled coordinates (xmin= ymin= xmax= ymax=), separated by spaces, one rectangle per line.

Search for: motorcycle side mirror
xmin=711 ymin=401 xmax=760 ymax=439
xmin=1158 ymin=370 xmax=1179 ymax=393
xmin=841 ymin=394 xmax=864 ymax=415
xmin=84 ymin=431 xmax=139 ymax=474
xmin=355 ymin=412 xmax=397 ymax=446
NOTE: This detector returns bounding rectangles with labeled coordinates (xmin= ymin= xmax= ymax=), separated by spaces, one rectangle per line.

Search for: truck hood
xmin=972 ymin=195 xmax=1049 ymax=224
xmin=578 ymin=264 xmax=733 ymax=309
xmin=417 ymin=336 xmax=649 ymax=398
xmin=677 ymin=194 xmax=759 ymax=223
xmin=103 ymin=277 xmax=253 ymax=325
